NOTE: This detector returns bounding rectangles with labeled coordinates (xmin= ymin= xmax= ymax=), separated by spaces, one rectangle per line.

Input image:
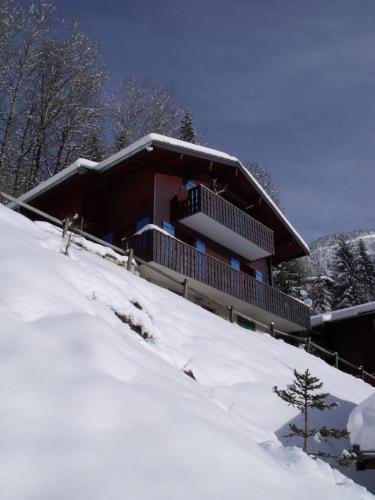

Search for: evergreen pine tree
xmin=355 ymin=239 xmax=375 ymax=303
xmin=83 ymin=132 xmax=107 ymax=162
xmin=310 ymin=276 xmax=333 ymax=314
xmin=332 ymin=235 xmax=360 ymax=309
xmin=274 ymin=369 xmax=353 ymax=464
xmin=273 ymin=259 xmax=306 ymax=300
xmin=179 ymin=112 xmax=197 ymax=143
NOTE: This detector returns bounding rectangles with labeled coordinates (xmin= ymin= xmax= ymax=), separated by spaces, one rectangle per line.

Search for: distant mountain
xmin=306 ymin=229 xmax=375 ymax=276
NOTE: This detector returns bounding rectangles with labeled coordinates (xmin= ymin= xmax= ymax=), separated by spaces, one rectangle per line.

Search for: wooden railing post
xmin=333 ymin=352 xmax=339 ymax=369
xmin=62 ymin=216 xmax=71 ymax=238
xmin=270 ymin=322 xmax=275 ymax=337
xmin=359 ymin=365 xmax=364 ymax=381
xmin=305 ymin=337 xmax=311 ymax=353
xmin=127 ymin=248 xmax=134 ymax=272
xmin=228 ymin=306 xmax=234 ymax=323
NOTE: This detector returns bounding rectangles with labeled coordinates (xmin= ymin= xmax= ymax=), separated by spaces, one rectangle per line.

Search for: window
xmin=237 ymin=316 xmax=256 ymax=332
xmin=102 ymin=232 xmax=114 ymax=244
xmin=162 ymin=221 xmax=175 ymax=236
xmin=185 ymin=180 xmax=197 ymax=190
xmin=255 ymin=270 xmax=264 ymax=282
xmin=136 ymin=217 xmax=150 ymax=231
xmin=196 ymin=239 xmax=206 ymax=253
xmin=230 ymin=257 xmax=240 ymax=271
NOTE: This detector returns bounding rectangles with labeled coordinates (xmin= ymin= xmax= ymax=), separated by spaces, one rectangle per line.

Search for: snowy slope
xmin=0 ymin=204 xmax=374 ymax=500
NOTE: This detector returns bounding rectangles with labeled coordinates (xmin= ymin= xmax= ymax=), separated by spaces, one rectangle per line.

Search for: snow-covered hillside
xmin=0 ymin=204 xmax=374 ymax=500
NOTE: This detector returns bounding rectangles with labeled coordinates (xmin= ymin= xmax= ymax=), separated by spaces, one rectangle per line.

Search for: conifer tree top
xmin=179 ymin=112 xmax=197 ymax=144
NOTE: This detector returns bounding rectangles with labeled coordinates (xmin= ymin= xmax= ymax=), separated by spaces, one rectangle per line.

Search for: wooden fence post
xmin=62 ymin=216 xmax=71 ymax=238
xmin=333 ymin=352 xmax=339 ymax=369
xmin=228 ymin=306 xmax=234 ymax=323
xmin=183 ymin=278 xmax=189 ymax=299
xmin=359 ymin=365 xmax=364 ymax=381
xmin=305 ymin=337 xmax=311 ymax=353
xmin=270 ymin=322 xmax=275 ymax=337
xmin=127 ymin=248 xmax=134 ymax=272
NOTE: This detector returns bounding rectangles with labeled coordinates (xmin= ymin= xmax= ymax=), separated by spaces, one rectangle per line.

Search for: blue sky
xmin=57 ymin=0 xmax=375 ymax=243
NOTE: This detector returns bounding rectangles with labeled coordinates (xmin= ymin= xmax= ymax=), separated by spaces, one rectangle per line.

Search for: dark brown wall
xmin=313 ymin=314 xmax=375 ymax=375
xmin=28 ymin=180 xmax=88 ymax=220
xmin=88 ymin=167 xmax=154 ymax=244
xmin=153 ymin=173 xmax=182 ymax=226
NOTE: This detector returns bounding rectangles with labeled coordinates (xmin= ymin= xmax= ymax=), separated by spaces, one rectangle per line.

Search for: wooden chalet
xmin=311 ymin=302 xmax=375 ymax=376
xmin=10 ymin=134 xmax=311 ymax=333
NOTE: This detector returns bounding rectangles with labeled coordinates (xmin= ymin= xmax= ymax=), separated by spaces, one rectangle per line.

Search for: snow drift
xmin=0 ymin=204 xmax=374 ymax=500
xmin=348 ymin=393 xmax=375 ymax=450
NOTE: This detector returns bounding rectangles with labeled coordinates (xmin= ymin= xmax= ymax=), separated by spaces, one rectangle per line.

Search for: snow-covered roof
xmin=8 ymin=133 xmax=309 ymax=254
xmin=311 ymin=301 xmax=375 ymax=327
xmin=8 ymin=158 xmax=98 ymax=208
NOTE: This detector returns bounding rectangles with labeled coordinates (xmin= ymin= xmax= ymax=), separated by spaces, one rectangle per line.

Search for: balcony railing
xmin=129 ymin=229 xmax=310 ymax=330
xmin=173 ymin=184 xmax=274 ymax=258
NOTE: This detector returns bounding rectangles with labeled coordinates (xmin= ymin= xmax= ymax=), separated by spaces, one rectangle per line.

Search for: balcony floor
xmin=138 ymin=261 xmax=307 ymax=333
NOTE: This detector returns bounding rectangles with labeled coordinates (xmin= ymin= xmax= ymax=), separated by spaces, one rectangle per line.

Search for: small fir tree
xmin=83 ymin=131 xmax=107 ymax=162
xmin=273 ymin=369 xmax=354 ymax=465
xmin=355 ymin=239 xmax=375 ymax=303
xmin=179 ymin=112 xmax=197 ymax=143
xmin=332 ymin=235 xmax=360 ymax=309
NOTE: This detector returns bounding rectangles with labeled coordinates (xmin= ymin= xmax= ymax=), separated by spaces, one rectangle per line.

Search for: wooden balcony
xmin=173 ymin=184 xmax=275 ymax=260
xmin=129 ymin=229 xmax=310 ymax=332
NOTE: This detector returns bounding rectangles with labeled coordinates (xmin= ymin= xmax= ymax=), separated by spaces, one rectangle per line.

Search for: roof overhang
xmin=311 ymin=301 xmax=375 ymax=327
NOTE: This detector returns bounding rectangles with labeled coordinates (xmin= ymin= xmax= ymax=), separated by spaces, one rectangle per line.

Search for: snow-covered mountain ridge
xmin=0 ymin=204 xmax=374 ymax=500
xmin=308 ymin=229 xmax=375 ymax=274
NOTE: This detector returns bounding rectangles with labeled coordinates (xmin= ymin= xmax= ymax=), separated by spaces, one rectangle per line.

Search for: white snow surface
xmin=0 ymin=204 xmax=373 ymax=499
xmin=133 ymin=222 xmax=175 ymax=238
xmin=348 ymin=393 xmax=375 ymax=450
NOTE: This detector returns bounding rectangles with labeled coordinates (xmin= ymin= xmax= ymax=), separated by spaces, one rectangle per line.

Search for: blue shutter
xmin=186 ymin=180 xmax=197 ymax=190
xmin=196 ymin=239 xmax=206 ymax=252
xmin=230 ymin=257 xmax=240 ymax=271
xmin=255 ymin=270 xmax=264 ymax=282
xmin=136 ymin=217 xmax=150 ymax=231
xmin=162 ymin=222 xmax=175 ymax=236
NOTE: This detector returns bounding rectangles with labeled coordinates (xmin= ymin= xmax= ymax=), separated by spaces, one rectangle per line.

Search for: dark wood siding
xmin=313 ymin=314 xmax=375 ymax=376
xmin=153 ymin=173 xmax=182 ymax=226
